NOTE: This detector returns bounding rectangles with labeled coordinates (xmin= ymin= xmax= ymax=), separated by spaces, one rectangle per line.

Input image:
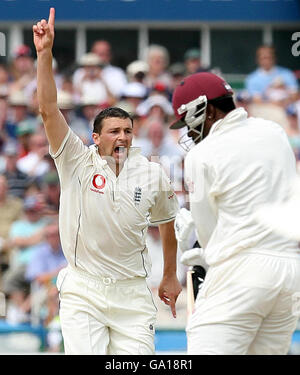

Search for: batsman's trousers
xmin=56 ymin=266 xmax=157 ymax=355
xmin=187 ymin=249 xmax=300 ymax=355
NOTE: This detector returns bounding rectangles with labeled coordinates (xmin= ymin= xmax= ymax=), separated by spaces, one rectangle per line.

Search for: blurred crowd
xmin=0 ymin=39 xmax=299 ymax=352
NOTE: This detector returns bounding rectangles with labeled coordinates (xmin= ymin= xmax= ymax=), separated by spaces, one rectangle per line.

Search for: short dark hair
xmin=93 ymin=107 xmax=133 ymax=134
xmin=208 ymin=95 xmax=236 ymax=114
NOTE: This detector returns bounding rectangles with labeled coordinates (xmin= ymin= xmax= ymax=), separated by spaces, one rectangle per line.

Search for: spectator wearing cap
xmin=77 ymin=94 xmax=101 ymax=144
xmin=73 ymin=53 xmax=115 ymax=106
xmin=169 ymin=62 xmax=186 ymax=93
xmin=5 ymin=91 xmax=32 ymax=140
xmin=41 ymin=171 xmax=60 ymax=216
xmin=183 ymin=48 xmax=209 ymax=76
xmin=9 ymin=44 xmax=36 ymax=95
xmin=1 ymin=141 xmax=32 ymax=199
xmin=135 ymin=94 xmax=185 ymax=160
xmin=118 ymin=82 xmax=148 ymax=113
xmin=16 ymin=118 xmax=37 ymax=158
xmin=126 ymin=60 xmax=149 ymax=84
xmin=144 ymin=44 xmax=173 ymax=92
xmin=136 ymin=93 xmax=174 ymax=120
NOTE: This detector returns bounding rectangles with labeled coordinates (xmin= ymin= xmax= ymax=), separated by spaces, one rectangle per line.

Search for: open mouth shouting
xmin=113 ymin=145 xmax=128 ymax=161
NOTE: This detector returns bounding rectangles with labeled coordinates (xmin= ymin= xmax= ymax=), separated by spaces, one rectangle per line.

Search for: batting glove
xmin=174 ymin=208 xmax=195 ymax=252
xmin=180 ymin=247 xmax=208 ymax=271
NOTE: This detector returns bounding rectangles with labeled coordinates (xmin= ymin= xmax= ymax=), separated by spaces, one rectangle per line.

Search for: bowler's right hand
xmin=33 ymin=7 xmax=55 ymax=53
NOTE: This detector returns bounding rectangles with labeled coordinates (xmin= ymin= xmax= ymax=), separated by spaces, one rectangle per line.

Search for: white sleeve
xmin=185 ymin=152 xmax=218 ymax=248
xmin=149 ymin=166 xmax=179 ymax=225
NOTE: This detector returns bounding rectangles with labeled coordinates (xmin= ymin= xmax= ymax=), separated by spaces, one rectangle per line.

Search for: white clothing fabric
xmin=57 ymin=266 xmax=157 ymax=355
xmin=73 ymin=65 xmax=127 ymax=99
xmin=50 ymin=128 xmax=178 ymax=280
xmin=17 ymin=152 xmax=50 ymax=177
xmin=184 ymin=107 xmax=300 ymax=355
xmin=187 ymin=250 xmax=300 ymax=354
xmin=101 ymin=65 xmax=128 ymax=98
xmin=185 ymin=107 xmax=299 ymax=267
xmin=79 ymin=80 xmax=109 ymax=104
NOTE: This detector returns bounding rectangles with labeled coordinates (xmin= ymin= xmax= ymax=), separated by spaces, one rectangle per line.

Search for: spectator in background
xmin=9 ymin=45 xmax=36 ymax=95
xmin=4 ymin=194 xmax=48 ymax=269
xmin=77 ymin=94 xmax=100 ymax=144
xmin=1 ymin=141 xmax=32 ymax=199
xmin=135 ymin=94 xmax=184 ymax=187
xmin=15 ymin=118 xmax=37 ymax=158
xmin=0 ymin=64 xmax=9 ymax=93
xmin=2 ymin=194 xmax=49 ymax=325
xmin=126 ymin=60 xmax=149 ymax=84
xmin=25 ymin=57 xmax=63 ymax=103
xmin=91 ymin=40 xmax=128 ymax=98
xmin=169 ymin=62 xmax=186 ymax=94
xmin=73 ymin=53 xmax=114 ymax=106
xmin=57 ymin=90 xmax=91 ymax=145
xmin=16 ymin=131 xmax=50 ymax=179
xmin=41 ymin=171 xmax=60 ymax=216
xmin=25 ymin=220 xmax=66 ymax=285
xmin=117 ymin=81 xmax=147 ymax=114
xmin=0 ymin=174 xmax=23 ymax=276
xmin=246 ymin=45 xmax=298 ymax=104
xmin=245 ymin=45 xmax=299 ymax=129
xmin=144 ymin=44 xmax=173 ymax=92
xmin=183 ymin=48 xmax=208 ymax=76
xmin=5 ymin=91 xmax=32 ymax=141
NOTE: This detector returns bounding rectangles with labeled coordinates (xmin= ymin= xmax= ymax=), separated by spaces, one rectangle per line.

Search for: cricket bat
xmin=186 ymin=268 xmax=195 ymax=317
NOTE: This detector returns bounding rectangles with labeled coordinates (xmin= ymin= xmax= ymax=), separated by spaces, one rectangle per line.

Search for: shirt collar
xmin=209 ymin=107 xmax=248 ymax=136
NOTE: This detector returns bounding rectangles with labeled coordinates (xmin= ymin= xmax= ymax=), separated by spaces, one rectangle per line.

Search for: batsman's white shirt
xmin=185 ymin=107 xmax=299 ymax=266
xmin=50 ymin=128 xmax=178 ymax=280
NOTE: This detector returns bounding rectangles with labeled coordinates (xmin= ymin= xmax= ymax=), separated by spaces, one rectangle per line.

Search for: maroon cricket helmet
xmin=170 ymin=72 xmax=234 ymax=129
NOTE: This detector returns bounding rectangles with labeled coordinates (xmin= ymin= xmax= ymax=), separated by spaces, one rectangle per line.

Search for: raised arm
xmin=33 ymin=7 xmax=69 ymax=154
xmin=158 ymin=220 xmax=182 ymax=318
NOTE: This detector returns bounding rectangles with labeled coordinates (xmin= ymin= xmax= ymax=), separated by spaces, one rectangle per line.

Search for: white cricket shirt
xmin=185 ymin=107 xmax=299 ymax=266
xmin=51 ymin=129 xmax=178 ymax=279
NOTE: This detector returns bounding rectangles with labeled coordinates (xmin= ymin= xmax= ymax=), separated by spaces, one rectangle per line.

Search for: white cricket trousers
xmin=56 ymin=266 xmax=157 ymax=355
xmin=187 ymin=250 xmax=300 ymax=355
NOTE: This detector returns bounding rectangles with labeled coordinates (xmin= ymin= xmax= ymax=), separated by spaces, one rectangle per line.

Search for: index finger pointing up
xmin=48 ymin=7 xmax=55 ymax=27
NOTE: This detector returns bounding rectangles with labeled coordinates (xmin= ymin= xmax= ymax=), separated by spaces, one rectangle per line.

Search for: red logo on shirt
xmin=92 ymin=174 xmax=106 ymax=190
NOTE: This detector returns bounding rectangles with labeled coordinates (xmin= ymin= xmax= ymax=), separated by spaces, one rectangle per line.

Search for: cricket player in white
xmin=170 ymin=72 xmax=300 ymax=354
xmin=33 ymin=8 xmax=182 ymax=355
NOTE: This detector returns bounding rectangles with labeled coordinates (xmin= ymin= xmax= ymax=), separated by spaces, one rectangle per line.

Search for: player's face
xmin=93 ymin=117 xmax=133 ymax=165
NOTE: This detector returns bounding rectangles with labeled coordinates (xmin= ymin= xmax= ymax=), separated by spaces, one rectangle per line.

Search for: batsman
xmin=171 ymin=72 xmax=300 ymax=354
